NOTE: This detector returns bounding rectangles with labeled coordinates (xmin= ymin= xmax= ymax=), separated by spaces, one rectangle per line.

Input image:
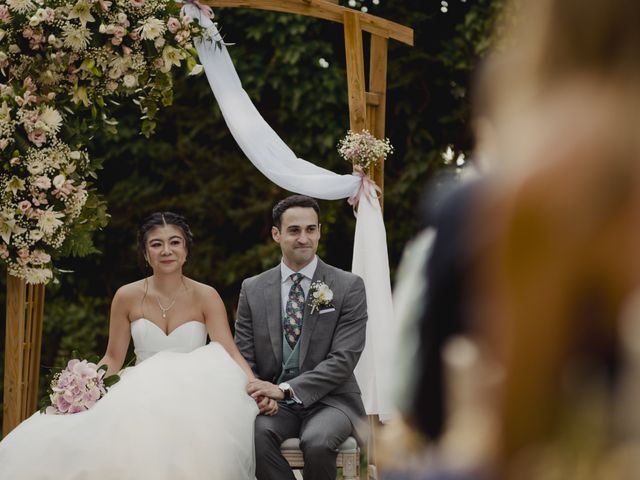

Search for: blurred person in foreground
xmin=473 ymin=0 xmax=640 ymax=477
xmin=377 ymin=58 xmax=505 ymax=479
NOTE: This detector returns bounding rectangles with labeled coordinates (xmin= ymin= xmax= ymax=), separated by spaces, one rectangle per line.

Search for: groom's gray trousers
xmin=255 ymin=401 xmax=352 ymax=480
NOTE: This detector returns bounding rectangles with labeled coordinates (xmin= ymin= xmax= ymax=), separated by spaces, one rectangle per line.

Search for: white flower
xmin=6 ymin=0 xmax=34 ymax=14
xmin=33 ymin=175 xmax=52 ymax=190
xmin=27 ymin=159 xmax=46 ymax=175
xmin=122 ymin=74 xmax=137 ymax=88
xmin=188 ymin=64 xmax=203 ymax=76
xmin=6 ymin=175 xmax=26 ymax=195
xmin=313 ymin=284 xmax=334 ymax=303
xmin=40 ymin=106 xmax=63 ymax=133
xmin=137 ymin=17 xmax=165 ymax=40
xmin=38 ymin=208 xmax=65 ymax=235
xmin=30 ymin=229 xmax=44 ymax=241
xmin=162 ymin=45 xmax=184 ymax=70
xmin=70 ymin=85 xmax=90 ymax=107
xmin=0 ymin=101 xmax=11 ymax=121
xmin=442 ymin=145 xmax=455 ymax=164
xmin=308 ymin=281 xmax=334 ymax=313
xmin=68 ymin=1 xmax=95 ymax=26
xmin=52 ymin=174 xmax=66 ymax=189
xmin=63 ymin=24 xmax=92 ymax=52
xmin=154 ymin=37 xmax=165 ymax=49
xmin=24 ymin=267 xmax=53 ymax=285
xmin=108 ymin=55 xmax=129 ymax=79
xmin=0 ymin=211 xmax=26 ymax=244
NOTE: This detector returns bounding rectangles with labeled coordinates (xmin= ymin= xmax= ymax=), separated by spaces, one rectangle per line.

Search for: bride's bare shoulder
xmin=113 ymin=279 xmax=147 ymax=303
xmin=184 ymin=277 xmax=222 ymax=302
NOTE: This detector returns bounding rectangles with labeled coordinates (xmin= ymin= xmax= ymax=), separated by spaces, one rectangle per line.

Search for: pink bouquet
xmin=45 ymin=359 xmax=117 ymax=415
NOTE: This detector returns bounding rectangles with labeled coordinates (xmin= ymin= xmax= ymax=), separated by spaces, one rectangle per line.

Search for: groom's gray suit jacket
xmin=235 ymin=258 xmax=368 ymax=443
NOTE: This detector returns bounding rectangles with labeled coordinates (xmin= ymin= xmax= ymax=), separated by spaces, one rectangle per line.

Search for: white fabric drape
xmin=188 ymin=5 xmax=396 ymax=420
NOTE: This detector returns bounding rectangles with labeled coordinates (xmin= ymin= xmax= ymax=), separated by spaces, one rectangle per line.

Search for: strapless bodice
xmin=130 ymin=318 xmax=207 ymax=364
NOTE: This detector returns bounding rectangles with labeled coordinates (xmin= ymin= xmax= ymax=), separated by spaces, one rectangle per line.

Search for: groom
xmin=235 ymin=194 xmax=368 ymax=480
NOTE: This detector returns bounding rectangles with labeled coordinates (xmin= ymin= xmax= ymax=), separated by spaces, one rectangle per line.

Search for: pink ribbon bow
xmin=183 ymin=0 xmax=214 ymax=19
xmin=348 ymin=167 xmax=382 ymax=211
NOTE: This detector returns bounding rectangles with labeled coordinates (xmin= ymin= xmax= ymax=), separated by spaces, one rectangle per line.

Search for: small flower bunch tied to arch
xmin=337 ymin=129 xmax=393 ymax=171
xmin=0 ymin=0 xmax=217 ymax=283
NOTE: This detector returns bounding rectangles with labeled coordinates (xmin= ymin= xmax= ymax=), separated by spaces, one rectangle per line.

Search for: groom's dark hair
xmin=272 ymin=195 xmax=320 ymax=229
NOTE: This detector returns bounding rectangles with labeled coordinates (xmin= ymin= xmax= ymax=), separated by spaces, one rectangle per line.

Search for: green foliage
xmin=0 ymin=1 xmax=503 ymax=425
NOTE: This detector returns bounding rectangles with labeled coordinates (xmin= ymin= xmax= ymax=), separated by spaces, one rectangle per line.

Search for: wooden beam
xmin=3 ymin=274 xmax=26 ymax=437
xmin=366 ymin=34 xmax=388 ymax=208
xmin=365 ymin=92 xmax=381 ymax=106
xmin=201 ymin=0 xmax=414 ymax=46
xmin=343 ymin=10 xmax=367 ymax=133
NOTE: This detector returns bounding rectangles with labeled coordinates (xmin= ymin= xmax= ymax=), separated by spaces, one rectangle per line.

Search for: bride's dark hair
xmin=137 ymin=212 xmax=194 ymax=262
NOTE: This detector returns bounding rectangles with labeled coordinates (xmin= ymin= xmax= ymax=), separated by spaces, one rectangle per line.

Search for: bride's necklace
xmin=156 ymin=295 xmax=177 ymax=320
xmin=153 ymin=277 xmax=184 ymax=320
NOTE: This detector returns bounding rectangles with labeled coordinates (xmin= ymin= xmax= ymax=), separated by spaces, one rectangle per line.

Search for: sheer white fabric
xmin=187 ymin=4 xmax=395 ymax=419
xmin=0 ymin=319 xmax=258 ymax=480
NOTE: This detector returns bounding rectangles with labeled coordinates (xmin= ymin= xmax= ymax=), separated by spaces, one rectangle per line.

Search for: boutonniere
xmin=308 ymin=280 xmax=335 ymax=314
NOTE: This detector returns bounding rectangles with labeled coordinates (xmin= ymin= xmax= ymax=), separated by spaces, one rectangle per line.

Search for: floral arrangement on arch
xmin=337 ymin=129 xmax=393 ymax=171
xmin=0 ymin=0 xmax=216 ymax=283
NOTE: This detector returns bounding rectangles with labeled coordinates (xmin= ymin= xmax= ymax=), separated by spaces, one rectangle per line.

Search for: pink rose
xmin=128 ymin=31 xmax=139 ymax=41
xmin=28 ymin=129 xmax=47 ymax=147
xmin=22 ymin=28 xmax=34 ymax=39
xmin=0 ymin=244 xmax=9 ymax=260
xmin=18 ymin=200 xmax=31 ymax=212
xmin=113 ymin=25 xmax=126 ymax=38
xmin=167 ymin=17 xmax=180 ymax=34
xmin=31 ymin=249 xmax=51 ymax=264
xmin=129 ymin=0 xmax=144 ymax=6
xmin=111 ymin=36 xmax=122 ymax=46
xmin=0 ymin=138 xmax=8 ymax=150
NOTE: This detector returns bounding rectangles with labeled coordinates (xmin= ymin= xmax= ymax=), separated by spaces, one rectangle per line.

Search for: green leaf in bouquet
xmin=104 ymin=374 xmax=121 ymax=388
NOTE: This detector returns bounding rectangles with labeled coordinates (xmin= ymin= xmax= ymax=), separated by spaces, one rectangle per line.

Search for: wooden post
xmin=3 ymin=274 xmax=45 ymax=437
xmin=343 ymin=11 xmax=367 ymax=133
xmin=366 ymin=34 xmax=388 ymax=209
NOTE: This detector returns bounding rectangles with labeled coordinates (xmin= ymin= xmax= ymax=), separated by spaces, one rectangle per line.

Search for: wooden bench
xmin=281 ymin=436 xmax=360 ymax=480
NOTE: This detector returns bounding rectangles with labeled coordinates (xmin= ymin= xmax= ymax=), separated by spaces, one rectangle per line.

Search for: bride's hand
xmin=255 ymin=395 xmax=278 ymax=416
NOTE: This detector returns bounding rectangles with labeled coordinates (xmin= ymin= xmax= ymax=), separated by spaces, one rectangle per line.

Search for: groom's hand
xmin=255 ymin=396 xmax=279 ymax=416
xmin=247 ymin=380 xmax=285 ymax=401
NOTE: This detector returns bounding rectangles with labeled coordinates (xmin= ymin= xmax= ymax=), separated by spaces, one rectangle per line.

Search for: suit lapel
xmin=298 ymin=258 xmax=330 ymax=367
xmin=262 ymin=267 xmax=283 ymax=368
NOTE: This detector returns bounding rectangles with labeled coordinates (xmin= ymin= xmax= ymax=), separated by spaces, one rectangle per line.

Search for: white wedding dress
xmin=0 ymin=318 xmax=258 ymax=479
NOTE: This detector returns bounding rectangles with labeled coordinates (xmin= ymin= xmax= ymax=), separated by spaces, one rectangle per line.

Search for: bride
xmin=0 ymin=212 xmax=274 ymax=479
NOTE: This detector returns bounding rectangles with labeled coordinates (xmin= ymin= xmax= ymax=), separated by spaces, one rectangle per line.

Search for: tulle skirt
xmin=0 ymin=343 xmax=258 ymax=479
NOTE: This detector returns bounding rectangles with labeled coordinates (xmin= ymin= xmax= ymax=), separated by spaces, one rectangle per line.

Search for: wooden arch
xmin=2 ymin=0 xmax=413 ymax=455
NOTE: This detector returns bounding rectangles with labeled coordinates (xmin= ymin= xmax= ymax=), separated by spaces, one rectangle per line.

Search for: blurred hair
xmin=494 ymin=0 xmax=640 ymax=97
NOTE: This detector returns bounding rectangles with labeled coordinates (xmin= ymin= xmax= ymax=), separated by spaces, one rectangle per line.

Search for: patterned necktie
xmin=284 ymin=273 xmax=305 ymax=349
